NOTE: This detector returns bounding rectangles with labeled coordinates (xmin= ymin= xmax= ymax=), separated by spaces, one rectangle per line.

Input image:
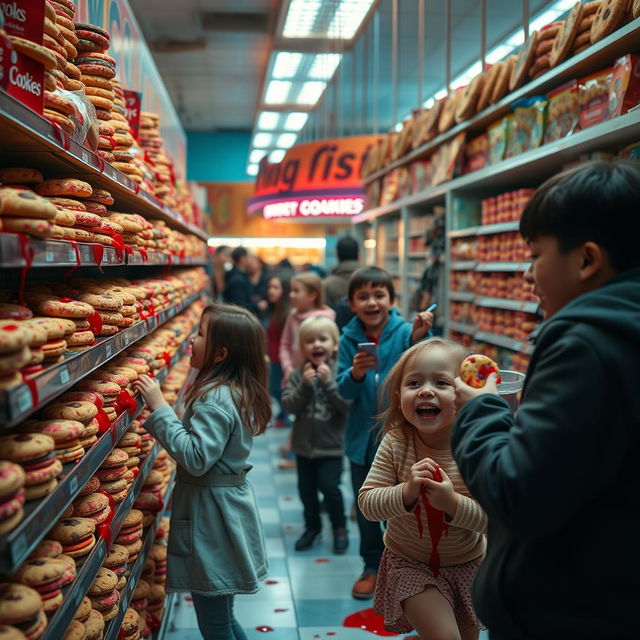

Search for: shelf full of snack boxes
xmin=41 ymin=442 xmax=164 ymax=640
xmin=0 ymin=286 xmax=206 ymax=430
xmin=0 ymin=92 xmax=208 ymax=243
xmin=0 ymin=317 xmax=197 ymax=576
xmin=0 ymin=234 xmax=209 ymax=269
xmin=362 ymin=17 xmax=640 ymax=186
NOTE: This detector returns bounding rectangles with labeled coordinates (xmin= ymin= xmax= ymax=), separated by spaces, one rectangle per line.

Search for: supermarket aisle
xmin=164 ymin=426 xmax=489 ymax=639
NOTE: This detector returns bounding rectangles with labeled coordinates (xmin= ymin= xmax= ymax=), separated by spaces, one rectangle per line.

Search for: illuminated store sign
xmin=248 ymin=136 xmax=380 ymax=221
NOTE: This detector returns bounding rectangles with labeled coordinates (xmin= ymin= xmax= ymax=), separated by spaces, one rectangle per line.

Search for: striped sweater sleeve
xmin=358 ymin=435 xmax=409 ymax=521
xmin=449 ymin=494 xmax=487 ymax=534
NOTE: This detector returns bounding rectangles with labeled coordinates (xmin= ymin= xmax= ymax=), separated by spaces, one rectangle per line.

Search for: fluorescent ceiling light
xmin=434 ymin=89 xmax=448 ymax=100
xmin=265 ymin=80 xmax=292 ymax=104
xmin=272 ymin=52 xmax=303 ymax=79
xmin=253 ymin=132 xmax=273 ymax=148
xmin=246 ymin=164 xmax=259 ymax=176
xmin=506 ymin=30 xmax=525 ymax=47
xmin=450 ymin=60 xmax=482 ymax=89
xmin=309 ymin=53 xmax=342 ymax=80
xmin=284 ymin=112 xmax=308 ymax=130
xmin=257 ymin=111 xmax=280 ymax=130
xmin=277 ymin=133 xmax=297 ymax=148
xmin=297 ymin=81 xmax=326 ymax=105
xmin=250 ymin=149 xmax=267 ymax=163
xmin=283 ymin=0 xmax=322 ymax=38
xmin=486 ymin=44 xmax=515 ymax=64
xmin=269 ymin=149 xmax=286 ymax=162
xmin=530 ymin=8 xmax=564 ymax=31
xmin=328 ymin=1 xmax=374 ymax=39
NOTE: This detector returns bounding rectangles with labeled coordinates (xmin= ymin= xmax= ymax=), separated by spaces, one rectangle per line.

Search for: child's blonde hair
xmin=298 ymin=316 xmax=340 ymax=353
xmin=292 ymin=273 xmax=324 ymax=309
xmin=378 ymin=338 xmax=470 ymax=440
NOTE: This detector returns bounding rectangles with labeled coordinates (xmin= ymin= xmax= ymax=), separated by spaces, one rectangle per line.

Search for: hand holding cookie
xmin=132 ymin=374 xmax=167 ymax=412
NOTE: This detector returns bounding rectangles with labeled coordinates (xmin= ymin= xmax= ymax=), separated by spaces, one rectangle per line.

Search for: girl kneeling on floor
xmin=358 ymin=338 xmax=486 ymax=640
xmin=134 ymin=303 xmax=271 ymax=640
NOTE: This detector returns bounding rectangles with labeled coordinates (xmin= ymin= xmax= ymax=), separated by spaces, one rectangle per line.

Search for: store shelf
xmin=352 ymin=185 xmax=447 ymax=223
xmin=0 ymin=93 xmax=208 ymax=242
xmin=475 ymin=296 xmax=538 ymax=313
xmin=475 ymin=331 xmax=534 ymax=355
xmin=451 ymin=261 xmax=477 ymax=271
xmin=128 ymin=251 xmax=208 ymax=266
xmin=475 ymin=222 xmax=520 ymax=236
xmin=448 ymin=227 xmax=478 ymax=238
xmin=42 ymin=443 xmax=161 ymax=640
xmin=103 ymin=474 xmax=176 ymax=640
xmin=476 ymin=262 xmax=530 ymax=272
xmin=449 ymin=321 xmax=476 ymax=334
xmin=363 ymin=18 xmax=640 ymax=186
xmin=450 ymin=291 xmax=475 ymax=302
xmin=0 ymin=288 xmax=204 ymax=429
xmin=0 ymin=330 xmax=193 ymax=575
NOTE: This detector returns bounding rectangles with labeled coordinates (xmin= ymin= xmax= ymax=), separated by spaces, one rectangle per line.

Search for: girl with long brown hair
xmin=133 ymin=303 xmax=271 ymax=640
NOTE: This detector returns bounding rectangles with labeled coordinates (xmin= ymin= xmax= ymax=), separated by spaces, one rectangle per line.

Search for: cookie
xmin=35 ymin=179 xmax=92 ymax=199
xmin=88 ymin=567 xmax=117 ymax=595
xmin=41 ymin=339 xmax=67 ymax=360
xmin=7 ymin=35 xmax=57 ymax=70
xmin=579 ymin=13 xmax=596 ymax=32
xmin=53 ymin=209 xmax=76 ymax=227
xmin=74 ymin=29 xmax=109 ymax=50
xmin=43 ymin=110 xmax=75 ymax=134
xmin=44 ymin=91 xmax=76 ymax=117
xmin=591 ymin=0 xmax=627 ymax=42
xmin=83 ymin=201 xmax=107 ymax=216
xmin=0 ymin=462 xmax=27 ymax=501
xmin=54 ymin=442 xmax=85 ymax=464
xmin=0 ymin=189 xmax=57 ymax=220
xmin=76 ymin=293 xmax=122 ymax=311
xmin=50 ymin=517 xmax=96 ymax=557
xmin=460 ymin=354 xmax=503 ymax=388
xmin=84 ymin=609 xmax=105 ymax=640
xmin=76 ymin=379 xmax=120 ymax=398
xmin=0 ymin=625 xmax=28 ymax=639
xmin=73 ymin=597 xmax=92 ymax=622
xmin=28 ymin=540 xmax=62 ymax=560
xmin=90 ymin=371 xmax=129 ymax=386
xmin=102 ymin=448 xmax=129 ymax=469
xmin=24 ymin=473 xmax=60 ymax=501
xmin=80 ymin=74 xmax=113 ymax=91
xmin=47 ymin=197 xmax=87 ymax=212
xmin=62 ymin=620 xmax=84 ymax=640
xmin=0 ymin=433 xmax=55 ymax=465
xmin=28 ymin=295 xmax=94 ymax=319
xmin=574 ymin=29 xmax=593 ymax=48
xmin=510 ymin=31 xmax=539 ymax=91
xmin=96 ymin=466 xmax=126 ymax=483
xmin=89 ymin=588 xmax=119 ymax=612
xmin=1 ymin=217 xmax=55 ymax=238
xmin=491 ymin=56 xmax=514 ymax=104
xmin=0 ymin=584 xmax=43 ymax=630
xmin=41 ymin=401 xmax=98 ymax=423
xmin=73 ymin=492 xmax=109 ymax=518
xmin=455 ymin=72 xmax=485 ymax=123
xmin=0 ymin=169 xmax=43 ymax=185
xmin=529 ymin=53 xmax=551 ymax=78
xmin=133 ymin=491 xmax=162 ymax=513
xmin=103 ymin=544 xmax=129 ymax=570
xmin=100 ymin=477 xmax=127 ymax=494
xmin=121 ymin=608 xmax=139 ymax=637
xmin=65 ymin=330 xmax=95 ymax=348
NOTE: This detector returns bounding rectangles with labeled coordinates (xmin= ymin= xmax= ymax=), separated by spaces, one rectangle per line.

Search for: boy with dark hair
xmin=337 ymin=266 xmax=434 ymax=599
xmin=452 ymin=161 xmax=640 ymax=640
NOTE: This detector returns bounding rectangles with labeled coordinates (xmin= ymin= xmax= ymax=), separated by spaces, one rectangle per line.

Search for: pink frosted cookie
xmin=28 ymin=539 xmax=63 ymax=559
xmin=47 ymin=197 xmax=87 ymax=212
xmin=23 ymin=419 xmax=84 ymax=444
xmin=76 ymin=379 xmax=120 ymax=399
xmin=65 ymin=330 xmax=95 ymax=347
xmin=35 ymin=178 xmax=92 ymax=198
xmin=460 ymin=354 xmax=502 ymax=389
xmin=41 ymin=401 xmax=98 ymax=423
xmin=88 ymin=188 xmax=114 ymax=205
xmin=0 ymin=167 xmax=43 ymax=185
xmin=78 ymin=476 xmax=101 ymax=497
xmin=0 ymin=321 xmax=31 ymax=355
xmin=89 ymin=588 xmax=119 ymax=612
xmin=29 ymin=296 xmax=94 ymax=319
xmin=0 ymin=304 xmax=32 ymax=321
xmin=96 ymin=466 xmax=126 ymax=482
xmin=2 ymin=217 xmax=55 ymax=238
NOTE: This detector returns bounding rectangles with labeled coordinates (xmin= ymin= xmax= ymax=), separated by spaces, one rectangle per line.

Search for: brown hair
xmin=185 ymin=304 xmax=271 ymax=435
xmin=377 ymin=338 xmax=469 ymax=441
xmin=292 ymin=273 xmax=324 ymax=309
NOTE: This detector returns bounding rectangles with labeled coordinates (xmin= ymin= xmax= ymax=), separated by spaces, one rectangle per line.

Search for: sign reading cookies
xmin=248 ymin=135 xmax=381 ymax=221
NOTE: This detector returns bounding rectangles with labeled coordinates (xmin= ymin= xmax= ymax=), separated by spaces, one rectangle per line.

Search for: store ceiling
xmin=131 ymin=0 xmax=555 ymax=136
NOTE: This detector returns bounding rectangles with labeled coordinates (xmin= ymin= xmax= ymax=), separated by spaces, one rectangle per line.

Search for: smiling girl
xmin=358 ymin=338 xmax=486 ymax=640
xmin=133 ymin=303 xmax=271 ymax=640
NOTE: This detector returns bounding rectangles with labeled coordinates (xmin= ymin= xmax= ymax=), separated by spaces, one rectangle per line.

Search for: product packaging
xmin=432 ymin=132 xmax=465 ymax=185
xmin=463 ymin=133 xmax=489 ymax=173
xmin=544 ymin=79 xmax=579 ymax=144
xmin=505 ymin=96 xmax=547 ymax=158
xmin=487 ymin=115 xmax=513 ymax=165
xmin=578 ymin=68 xmax=613 ymax=129
xmin=410 ymin=159 xmax=433 ymax=193
xmin=605 ymin=54 xmax=640 ymax=120
xmin=618 ymin=141 xmax=640 ymax=162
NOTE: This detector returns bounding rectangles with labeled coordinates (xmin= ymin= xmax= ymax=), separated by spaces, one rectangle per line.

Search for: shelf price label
xmin=69 ymin=474 xmax=78 ymax=495
xmin=59 ymin=367 xmax=69 ymax=384
xmin=44 ymin=250 xmax=54 ymax=263
xmin=105 ymin=343 xmax=112 ymax=358
xmin=15 ymin=386 xmax=33 ymax=412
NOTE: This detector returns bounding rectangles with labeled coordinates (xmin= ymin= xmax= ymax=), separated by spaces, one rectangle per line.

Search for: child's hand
xmin=316 ymin=363 xmax=331 ymax=383
xmin=403 ymin=457 xmax=437 ymax=509
xmin=351 ymin=352 xmax=377 ymax=381
xmin=454 ymin=372 xmax=499 ymax=411
xmin=411 ymin=310 xmax=434 ymax=343
xmin=132 ymin=374 xmax=167 ymax=412
xmin=302 ymin=362 xmax=317 ymax=385
xmin=422 ymin=464 xmax=458 ymax=518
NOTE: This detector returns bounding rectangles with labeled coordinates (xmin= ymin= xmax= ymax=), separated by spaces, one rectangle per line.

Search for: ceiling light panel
xmin=247 ymin=164 xmax=259 ymax=176
xmin=277 ymin=133 xmax=297 ymax=148
xmin=296 ymin=81 xmax=326 ymax=105
xmin=283 ymin=0 xmax=322 ymax=38
xmin=257 ymin=111 xmax=280 ymax=130
xmin=327 ymin=1 xmax=374 ymax=39
xmin=309 ymin=53 xmax=342 ymax=80
xmin=284 ymin=112 xmax=308 ymax=131
xmin=253 ymin=133 xmax=273 ymax=148
xmin=264 ymin=80 xmax=293 ymax=104
xmin=250 ymin=150 xmax=267 ymax=163
xmin=270 ymin=149 xmax=286 ymax=162
xmin=272 ymin=52 xmax=303 ymax=79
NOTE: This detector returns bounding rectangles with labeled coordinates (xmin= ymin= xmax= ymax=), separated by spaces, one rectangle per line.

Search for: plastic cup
xmin=497 ymin=370 xmax=526 ymax=413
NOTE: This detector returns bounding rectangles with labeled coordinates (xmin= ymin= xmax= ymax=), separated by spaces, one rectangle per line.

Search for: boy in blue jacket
xmin=452 ymin=161 xmax=640 ymax=640
xmin=337 ymin=266 xmax=434 ymax=599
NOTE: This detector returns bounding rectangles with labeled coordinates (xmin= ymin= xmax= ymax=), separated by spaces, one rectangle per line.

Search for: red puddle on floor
xmin=343 ymin=608 xmax=399 ymax=636
xmin=264 ymin=580 xmax=278 ymax=585
xmin=273 ymin=608 xmax=288 ymax=613
xmin=255 ymin=625 xmax=274 ymax=633
xmin=315 ymin=558 xmax=330 ymax=563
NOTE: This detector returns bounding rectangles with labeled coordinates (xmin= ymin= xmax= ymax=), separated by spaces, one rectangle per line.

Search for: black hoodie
xmin=452 ymin=266 xmax=640 ymax=640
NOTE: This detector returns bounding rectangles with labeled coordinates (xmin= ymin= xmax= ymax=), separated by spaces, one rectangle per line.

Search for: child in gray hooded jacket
xmin=283 ymin=316 xmax=350 ymax=555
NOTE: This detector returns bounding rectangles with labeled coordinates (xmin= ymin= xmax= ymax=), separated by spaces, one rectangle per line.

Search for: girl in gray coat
xmin=134 ymin=303 xmax=271 ymax=640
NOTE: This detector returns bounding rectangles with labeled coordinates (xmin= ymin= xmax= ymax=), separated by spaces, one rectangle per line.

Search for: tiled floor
xmin=164 ymin=426 xmax=490 ymax=640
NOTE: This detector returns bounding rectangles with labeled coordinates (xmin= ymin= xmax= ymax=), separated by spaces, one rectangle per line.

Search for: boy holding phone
xmin=337 ymin=266 xmax=434 ymax=599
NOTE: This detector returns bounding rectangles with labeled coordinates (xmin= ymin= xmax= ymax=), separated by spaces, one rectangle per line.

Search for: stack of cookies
xmin=72 ymin=492 xmax=112 ymax=525
xmin=147 ymin=581 xmax=166 ymax=623
xmin=102 ymin=544 xmax=129 ymax=593
xmin=49 ymin=516 xmax=97 ymax=560
xmin=0 ymin=433 xmax=61 ymax=501
xmin=118 ymin=432 xmax=142 ymax=480
xmin=0 ymin=316 xmax=33 ymax=389
xmin=0 ymin=183 xmax=59 ymax=241
xmin=56 ymin=393 xmax=102 ymax=446
xmin=97 ymin=449 xmax=130 ymax=503
xmin=25 ymin=540 xmax=78 ymax=592
xmin=114 ymin=509 xmax=144 ymax=561
xmin=13 ymin=557 xmax=67 ymax=614
xmin=133 ymin=488 xmax=163 ymax=529
xmin=130 ymin=579 xmax=150 ymax=621
xmin=0 ymin=461 xmax=26 ymax=535
xmin=41 ymin=400 xmax=99 ymax=450
xmin=22 ymin=419 xmax=85 ymax=465
xmin=120 ymin=607 xmax=145 ymax=640
xmin=574 ymin=1 xmax=600 ymax=54
xmin=528 ymin=22 xmax=562 ymax=81
xmin=151 ymin=544 xmax=167 ymax=585
xmin=0 ymin=582 xmax=47 ymax=638
xmin=87 ymin=567 xmax=120 ymax=623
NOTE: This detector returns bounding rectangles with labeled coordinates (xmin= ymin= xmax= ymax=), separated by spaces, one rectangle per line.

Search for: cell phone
xmin=358 ymin=342 xmax=379 ymax=369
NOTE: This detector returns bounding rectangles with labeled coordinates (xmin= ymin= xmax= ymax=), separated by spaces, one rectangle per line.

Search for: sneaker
xmin=351 ymin=572 xmax=377 ymax=599
xmin=333 ymin=528 xmax=349 ymax=554
xmin=294 ymin=530 xmax=321 ymax=551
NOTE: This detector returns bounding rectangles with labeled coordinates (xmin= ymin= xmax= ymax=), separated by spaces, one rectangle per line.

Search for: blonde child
xmin=282 ymin=316 xmax=350 ymax=554
xmin=133 ymin=304 xmax=271 ymax=640
xmin=359 ymin=338 xmax=486 ymax=640
xmin=279 ymin=273 xmax=335 ymax=383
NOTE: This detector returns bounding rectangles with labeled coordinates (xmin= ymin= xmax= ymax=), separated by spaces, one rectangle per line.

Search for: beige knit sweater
xmin=359 ymin=430 xmax=486 ymax=567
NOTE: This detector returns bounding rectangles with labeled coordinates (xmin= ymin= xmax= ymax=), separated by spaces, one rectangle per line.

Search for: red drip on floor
xmin=343 ymin=608 xmax=399 ymax=636
xmin=315 ymin=558 xmax=330 ymax=563
xmin=265 ymin=580 xmax=279 ymax=584
xmin=273 ymin=608 xmax=288 ymax=613
xmin=255 ymin=625 xmax=274 ymax=633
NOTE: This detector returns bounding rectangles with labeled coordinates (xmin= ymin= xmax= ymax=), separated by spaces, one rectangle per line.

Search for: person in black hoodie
xmin=451 ymin=160 xmax=640 ymax=640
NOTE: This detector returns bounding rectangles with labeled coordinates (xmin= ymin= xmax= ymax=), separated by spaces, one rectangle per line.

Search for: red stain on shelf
xmin=326 ymin=633 xmax=337 ymax=636
xmin=343 ymin=608 xmax=398 ymax=636
xmin=255 ymin=626 xmax=274 ymax=633
xmin=273 ymin=608 xmax=288 ymax=613
xmin=315 ymin=558 xmax=330 ymax=563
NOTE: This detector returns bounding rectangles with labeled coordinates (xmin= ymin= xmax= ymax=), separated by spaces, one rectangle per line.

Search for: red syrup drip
xmin=255 ymin=626 xmax=274 ymax=633
xmin=264 ymin=580 xmax=278 ymax=585
xmin=326 ymin=633 xmax=336 ymax=636
xmin=342 ymin=608 xmax=398 ymax=636
xmin=314 ymin=558 xmax=329 ymax=563
xmin=273 ymin=608 xmax=288 ymax=613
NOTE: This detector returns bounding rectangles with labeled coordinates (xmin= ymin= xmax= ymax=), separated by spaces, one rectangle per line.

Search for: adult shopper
xmin=323 ymin=236 xmax=360 ymax=310
xmin=223 ymin=247 xmax=257 ymax=314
